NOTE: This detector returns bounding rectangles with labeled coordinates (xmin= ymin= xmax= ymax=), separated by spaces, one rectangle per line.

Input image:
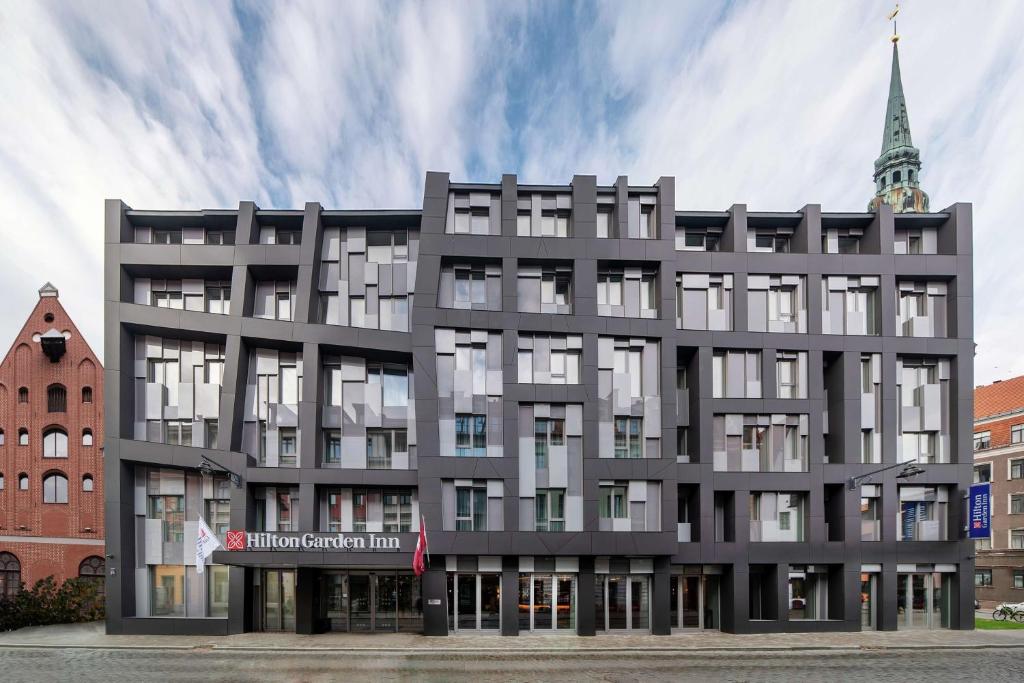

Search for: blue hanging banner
xmin=968 ymin=482 xmax=991 ymax=539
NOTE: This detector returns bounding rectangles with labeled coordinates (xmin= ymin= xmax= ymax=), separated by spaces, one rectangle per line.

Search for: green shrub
xmin=0 ymin=576 xmax=104 ymax=631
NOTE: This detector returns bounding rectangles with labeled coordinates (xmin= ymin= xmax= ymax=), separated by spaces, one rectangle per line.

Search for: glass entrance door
xmin=596 ymin=575 xmax=650 ymax=632
xmin=260 ymin=569 xmax=296 ymax=632
xmin=321 ymin=571 xmax=422 ymax=633
xmin=670 ymin=574 xmax=720 ymax=630
xmin=897 ymin=572 xmax=949 ymax=629
xmin=518 ymin=574 xmax=576 ymax=632
xmin=349 ymin=574 xmax=373 ymax=632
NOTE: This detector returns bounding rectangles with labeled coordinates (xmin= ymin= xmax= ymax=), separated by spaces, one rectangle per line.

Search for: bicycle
xmin=991 ymin=602 xmax=1024 ymax=622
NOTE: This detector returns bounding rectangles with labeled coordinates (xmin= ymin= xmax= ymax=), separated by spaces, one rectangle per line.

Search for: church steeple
xmin=869 ymin=39 xmax=929 ymax=213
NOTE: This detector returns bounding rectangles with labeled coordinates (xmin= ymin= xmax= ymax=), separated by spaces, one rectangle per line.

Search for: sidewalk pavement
xmin=1 ymin=621 xmax=1023 ymax=653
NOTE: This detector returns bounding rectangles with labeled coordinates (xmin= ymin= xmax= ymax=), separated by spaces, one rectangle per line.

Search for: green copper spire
xmin=869 ymin=42 xmax=929 ymax=213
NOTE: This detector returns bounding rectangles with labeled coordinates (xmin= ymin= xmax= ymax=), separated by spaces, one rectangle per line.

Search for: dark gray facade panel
xmin=104 ymin=179 xmax=974 ymax=637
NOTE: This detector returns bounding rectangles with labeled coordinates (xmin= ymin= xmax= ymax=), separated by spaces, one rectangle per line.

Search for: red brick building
xmin=0 ymin=283 xmax=104 ymax=598
xmin=973 ymin=375 xmax=1024 ymax=607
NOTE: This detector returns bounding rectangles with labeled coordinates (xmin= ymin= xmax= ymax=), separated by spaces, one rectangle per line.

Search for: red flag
xmin=413 ymin=515 xmax=428 ymax=576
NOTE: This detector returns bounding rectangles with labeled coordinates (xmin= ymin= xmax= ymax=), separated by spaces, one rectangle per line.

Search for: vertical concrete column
xmin=842 ymin=566 xmax=861 ymax=627
xmin=576 ymin=556 xmax=596 ymax=636
xmin=878 ymin=564 xmax=899 ymax=631
xmin=501 ymin=174 xmax=518 ymax=237
xmin=724 ymin=204 xmax=747 ymax=253
xmin=501 ymin=556 xmax=520 ymax=636
xmin=422 ymin=567 xmax=448 ymax=636
xmin=236 ymin=201 xmax=259 ymax=246
xmin=796 ymin=204 xmax=822 ymax=254
xmin=299 ymin=342 xmax=321 ymax=470
xmin=571 ymin=175 xmax=597 ymax=239
xmin=651 ymin=556 xmax=672 ymax=635
xmin=614 ymin=176 xmax=629 ymax=238
xmin=294 ymin=202 xmax=322 ymax=325
xmin=222 ymin=335 xmax=248 ymax=454
xmin=295 ymin=566 xmax=318 ymax=634
xmin=774 ymin=563 xmax=788 ymax=624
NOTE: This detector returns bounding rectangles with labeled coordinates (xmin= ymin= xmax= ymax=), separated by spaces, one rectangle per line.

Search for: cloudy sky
xmin=1 ymin=0 xmax=1021 ymax=384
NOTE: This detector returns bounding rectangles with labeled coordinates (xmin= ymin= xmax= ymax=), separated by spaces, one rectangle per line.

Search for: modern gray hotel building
xmin=103 ymin=46 xmax=975 ymax=637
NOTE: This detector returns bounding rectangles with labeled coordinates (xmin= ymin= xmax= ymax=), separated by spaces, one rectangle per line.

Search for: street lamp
xmin=847 ymin=458 xmax=925 ymax=491
xmin=200 ymin=453 xmax=243 ymax=488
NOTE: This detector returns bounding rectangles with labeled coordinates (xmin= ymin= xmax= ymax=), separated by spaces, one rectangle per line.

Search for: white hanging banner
xmin=195 ymin=516 xmax=222 ymax=575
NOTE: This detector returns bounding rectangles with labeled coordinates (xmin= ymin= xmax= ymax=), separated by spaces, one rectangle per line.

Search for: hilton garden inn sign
xmin=224 ymin=530 xmax=402 ymax=552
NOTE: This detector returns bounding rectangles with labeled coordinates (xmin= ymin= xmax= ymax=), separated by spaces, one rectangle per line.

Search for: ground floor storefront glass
xmin=594 ymin=575 xmax=650 ymax=632
xmin=669 ymin=573 xmax=721 ymax=630
xmin=447 ymin=572 xmax=501 ymax=631
xmin=861 ymin=572 xmax=878 ymax=630
xmin=896 ymin=572 xmax=950 ymax=630
xmin=256 ymin=569 xmax=296 ymax=632
xmin=319 ymin=570 xmax=421 ymax=633
xmin=519 ymin=574 xmax=576 ymax=632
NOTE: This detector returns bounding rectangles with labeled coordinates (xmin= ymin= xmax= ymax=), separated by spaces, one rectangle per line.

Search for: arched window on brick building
xmin=78 ymin=556 xmax=105 ymax=597
xmin=0 ymin=552 xmax=20 ymax=598
xmin=82 ymin=386 xmax=93 ymax=403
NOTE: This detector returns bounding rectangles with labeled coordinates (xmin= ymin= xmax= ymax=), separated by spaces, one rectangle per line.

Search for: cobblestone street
xmin=1 ymin=645 xmax=1023 ymax=682
xmin=1 ymin=623 xmax=1023 ymax=682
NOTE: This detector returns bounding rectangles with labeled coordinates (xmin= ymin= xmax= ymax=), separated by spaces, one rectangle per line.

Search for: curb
xmin=1 ymin=643 xmax=1023 ymax=654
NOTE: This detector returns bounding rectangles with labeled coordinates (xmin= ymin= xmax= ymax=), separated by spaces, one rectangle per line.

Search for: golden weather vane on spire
xmin=888 ymin=3 xmax=900 ymax=43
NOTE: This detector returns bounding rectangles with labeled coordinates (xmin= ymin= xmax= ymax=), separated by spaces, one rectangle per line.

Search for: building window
xmin=712 ymin=349 xmax=761 ymax=399
xmin=79 ymin=556 xmax=105 ymax=597
xmin=454 ymin=266 xmax=487 ymax=306
xmin=82 ymin=386 xmax=93 ymax=403
xmin=1014 ymin=570 xmax=1024 ymax=590
xmin=0 ymin=552 xmax=21 ymax=599
xmin=456 ymin=485 xmax=488 ymax=531
xmin=1012 ymin=424 xmax=1024 ymax=444
xmin=18 ymin=387 xmax=28 ymax=403
xmin=974 ymin=431 xmax=991 ymax=451
xmin=18 ymin=473 xmax=28 ymax=490
xmin=42 ymin=472 xmax=68 ymax=504
xmin=324 ymin=430 xmax=341 ymax=466
xmin=367 ymin=363 xmax=409 ymax=408
xmin=165 ymin=420 xmax=193 ymax=447
xmin=150 ymin=565 xmax=184 ymax=616
xmin=43 ymin=429 xmax=68 ymax=458
xmin=975 ymin=569 xmax=993 ymax=587
xmin=788 ymin=567 xmax=827 ymax=620
xmin=1011 ymin=459 xmax=1024 ymax=480
xmin=18 ymin=428 xmax=28 ymax=446
xmin=455 ymin=414 xmax=487 ymax=457
xmin=596 ymin=206 xmax=614 ymax=238
xmin=861 ymin=490 xmax=881 ymax=541
xmin=1012 ymin=529 xmax=1024 ymax=550
xmin=352 ymin=491 xmax=367 ymax=532
xmin=533 ymin=418 xmax=565 ymax=469
xmin=613 ymin=417 xmax=643 ymax=459
xmin=82 ymin=474 xmax=94 ymax=492
xmin=383 ymin=491 xmax=413 ymax=532
xmin=47 ymin=384 xmax=67 ymax=413
xmin=1011 ymin=494 xmax=1024 ymax=515
xmin=599 ymin=485 xmax=628 ymax=520
xmin=535 ymin=489 xmax=565 ymax=532
xmin=750 ymin=492 xmax=807 ymax=542
xmin=366 ymin=229 xmax=409 ymax=264
xmin=82 ymin=429 xmax=93 ymax=447
xmin=205 ymin=283 xmax=231 ymax=314
xmin=367 ymin=429 xmax=405 ymax=469
xmin=974 ymin=464 xmax=992 ymax=483
xmin=976 ymin=537 xmax=992 ymax=551
xmin=0 ymin=473 xmax=3 ymax=490
xmin=0 ymin=429 xmax=4 ymax=446
xmin=148 ymin=494 xmax=185 ymax=543
xmin=278 ymin=428 xmax=297 ymax=467
xmin=277 ymin=491 xmax=293 ymax=531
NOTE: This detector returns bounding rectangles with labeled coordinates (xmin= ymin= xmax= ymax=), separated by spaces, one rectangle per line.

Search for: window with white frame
xmin=535 ymin=489 xmax=565 ymax=531
xmin=613 ymin=417 xmax=643 ymax=459
xmin=974 ymin=431 xmax=991 ymax=451
xmin=534 ymin=418 xmax=565 ymax=469
xmin=456 ymin=484 xmax=488 ymax=531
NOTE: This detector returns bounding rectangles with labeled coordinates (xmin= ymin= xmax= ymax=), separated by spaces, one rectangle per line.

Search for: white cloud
xmin=0 ymin=0 xmax=1021 ymax=385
